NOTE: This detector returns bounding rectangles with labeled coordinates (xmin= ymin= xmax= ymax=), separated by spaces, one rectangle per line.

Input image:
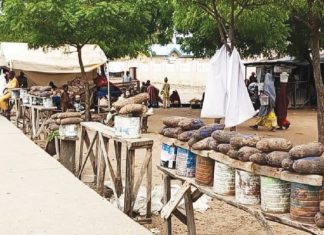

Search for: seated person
xmin=49 ymin=81 xmax=57 ymax=90
xmin=73 ymin=95 xmax=84 ymax=112
xmin=170 ymin=90 xmax=181 ymax=107
xmin=0 ymin=71 xmax=19 ymax=118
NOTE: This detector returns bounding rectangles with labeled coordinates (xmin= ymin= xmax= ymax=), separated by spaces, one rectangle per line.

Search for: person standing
xmin=147 ymin=80 xmax=158 ymax=108
xmin=17 ymin=71 xmax=28 ymax=88
xmin=161 ymin=77 xmax=170 ymax=108
xmin=250 ymin=71 xmax=277 ymax=131
xmin=60 ymin=84 xmax=70 ymax=112
xmin=0 ymin=71 xmax=19 ymax=118
xmin=275 ymin=72 xmax=290 ymax=129
xmin=123 ymin=71 xmax=132 ymax=83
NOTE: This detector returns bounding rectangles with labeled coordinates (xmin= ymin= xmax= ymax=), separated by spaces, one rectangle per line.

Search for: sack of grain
xmin=228 ymin=150 xmax=239 ymax=159
xmin=49 ymin=123 xmax=59 ymax=131
xmin=192 ymin=137 xmax=214 ymax=150
xmin=163 ymin=128 xmax=180 ymax=138
xmin=193 ymin=123 xmax=225 ymax=140
xmin=60 ymin=117 xmax=83 ymax=125
xmin=230 ymin=135 xmax=261 ymax=149
xmin=289 ymin=142 xmax=324 ymax=159
xmin=320 ymin=201 xmax=324 ymax=214
xmin=51 ymin=113 xmax=60 ymax=119
xmin=55 ymin=119 xmax=61 ymax=125
xmin=315 ymin=212 xmax=324 ymax=228
xmin=159 ymin=126 xmax=168 ymax=135
xmin=119 ymin=104 xmax=147 ymax=115
xmin=188 ymin=137 xmax=200 ymax=148
xmin=266 ymin=151 xmax=290 ymax=167
xmin=45 ymin=118 xmax=56 ymax=125
xmin=212 ymin=130 xmax=239 ymax=144
xmin=178 ymin=118 xmax=205 ymax=131
xmin=249 ymin=153 xmax=268 ymax=165
xmin=57 ymin=112 xmax=82 ymax=119
xmin=256 ymin=138 xmax=293 ymax=152
xmin=39 ymin=86 xmax=52 ymax=92
xmin=113 ymin=93 xmax=149 ymax=110
xmin=217 ymin=144 xmax=233 ymax=154
xmin=178 ymin=130 xmax=196 ymax=142
xmin=237 ymin=146 xmax=261 ymax=162
xmin=292 ymin=157 xmax=324 ymax=175
xmin=281 ymin=157 xmax=294 ymax=171
xmin=208 ymin=139 xmax=218 ymax=151
xmin=162 ymin=116 xmax=188 ymax=128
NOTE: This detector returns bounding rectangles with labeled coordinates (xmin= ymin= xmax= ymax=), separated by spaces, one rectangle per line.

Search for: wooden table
xmin=21 ymin=104 xmax=56 ymax=139
xmin=78 ymin=121 xmax=154 ymax=219
xmin=159 ymin=137 xmax=324 ymax=235
xmin=56 ymin=136 xmax=79 ymax=174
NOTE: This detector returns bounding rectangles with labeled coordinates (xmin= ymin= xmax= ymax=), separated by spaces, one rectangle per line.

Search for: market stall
xmin=158 ymin=116 xmax=324 ymax=235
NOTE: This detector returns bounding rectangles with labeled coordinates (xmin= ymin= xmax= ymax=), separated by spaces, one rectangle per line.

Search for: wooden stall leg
xmin=124 ymin=149 xmax=135 ymax=216
xmin=163 ymin=174 xmax=172 ymax=235
xmin=84 ymin=131 xmax=98 ymax=177
xmin=78 ymin=127 xmax=85 ymax=175
xmin=184 ymin=188 xmax=196 ymax=235
xmin=146 ymin=148 xmax=152 ymax=219
xmin=96 ymin=136 xmax=109 ymax=196
xmin=114 ymin=141 xmax=123 ymax=196
xmin=60 ymin=138 xmax=76 ymax=174
xmin=78 ymin=132 xmax=98 ymax=179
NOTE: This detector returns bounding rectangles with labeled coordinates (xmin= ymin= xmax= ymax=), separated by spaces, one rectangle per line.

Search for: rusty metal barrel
xmin=260 ymin=176 xmax=290 ymax=213
xmin=235 ymin=170 xmax=260 ymax=205
xmin=290 ymin=183 xmax=321 ymax=223
xmin=195 ymin=155 xmax=214 ymax=186
xmin=213 ymin=161 xmax=235 ymax=195
xmin=176 ymin=147 xmax=196 ymax=178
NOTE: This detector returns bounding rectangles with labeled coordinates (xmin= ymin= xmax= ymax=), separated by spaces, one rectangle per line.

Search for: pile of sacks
xmin=45 ymin=112 xmax=83 ymax=131
xmin=112 ymin=93 xmax=149 ymax=116
xmin=29 ymin=86 xmax=53 ymax=97
xmin=160 ymin=116 xmax=223 ymax=150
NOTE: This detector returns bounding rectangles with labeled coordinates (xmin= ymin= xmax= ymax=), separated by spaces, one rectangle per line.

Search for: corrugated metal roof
xmin=150 ymin=44 xmax=193 ymax=57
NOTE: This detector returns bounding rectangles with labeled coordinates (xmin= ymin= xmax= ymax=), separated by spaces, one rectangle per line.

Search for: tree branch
xmin=293 ymin=14 xmax=312 ymax=30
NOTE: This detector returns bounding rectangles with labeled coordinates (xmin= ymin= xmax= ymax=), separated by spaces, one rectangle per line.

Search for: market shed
xmin=0 ymin=42 xmax=107 ymax=86
xmin=244 ymin=57 xmax=312 ymax=108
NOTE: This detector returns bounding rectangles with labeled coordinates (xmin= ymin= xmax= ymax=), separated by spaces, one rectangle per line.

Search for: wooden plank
xmin=161 ymin=182 xmax=190 ymax=220
xmin=84 ymin=131 xmax=98 ymax=175
xmin=163 ymin=174 xmax=172 ymax=235
xmin=96 ymin=135 xmax=108 ymax=196
xmin=252 ymin=165 xmax=282 ymax=179
xmin=209 ymin=151 xmax=254 ymax=172
xmin=114 ymin=141 xmax=123 ymax=197
xmin=146 ymin=148 xmax=152 ymax=219
xmin=78 ymin=126 xmax=85 ymax=175
xmin=280 ymin=171 xmax=323 ymax=186
xmin=131 ymin=148 xmax=151 ymax=210
xmin=191 ymin=189 xmax=203 ymax=203
xmin=78 ymin=132 xmax=98 ymax=179
xmin=124 ymin=149 xmax=135 ymax=216
xmin=184 ymin=187 xmax=196 ymax=235
xmin=54 ymin=136 xmax=60 ymax=160
xmin=172 ymin=209 xmax=187 ymax=225
xmin=59 ymin=139 xmax=76 ymax=174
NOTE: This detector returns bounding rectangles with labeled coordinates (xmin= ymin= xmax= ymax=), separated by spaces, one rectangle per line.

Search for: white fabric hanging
xmin=201 ymin=45 xmax=255 ymax=127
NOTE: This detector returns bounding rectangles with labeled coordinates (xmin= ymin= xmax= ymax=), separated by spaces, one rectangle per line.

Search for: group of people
xmin=0 ymin=70 xmax=25 ymax=118
xmin=140 ymin=77 xmax=178 ymax=109
xmin=250 ymin=71 xmax=290 ymax=131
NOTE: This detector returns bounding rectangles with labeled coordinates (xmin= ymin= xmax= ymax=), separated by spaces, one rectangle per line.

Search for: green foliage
xmin=47 ymin=130 xmax=59 ymax=142
xmin=173 ymin=0 xmax=290 ymax=58
xmin=0 ymin=0 xmax=173 ymax=58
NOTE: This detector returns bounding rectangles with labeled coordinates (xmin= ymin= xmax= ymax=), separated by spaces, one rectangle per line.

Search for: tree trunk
xmin=77 ymin=45 xmax=91 ymax=121
xmin=229 ymin=0 xmax=235 ymax=51
xmin=310 ymin=25 xmax=324 ymax=144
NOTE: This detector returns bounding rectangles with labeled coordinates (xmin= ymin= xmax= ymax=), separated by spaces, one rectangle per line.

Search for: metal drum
xmin=195 ymin=155 xmax=214 ymax=186
xmin=213 ymin=161 xmax=235 ymax=195
xmin=290 ymin=183 xmax=321 ymax=223
xmin=176 ymin=147 xmax=196 ymax=178
xmin=261 ymin=176 xmax=290 ymax=213
xmin=235 ymin=170 xmax=260 ymax=205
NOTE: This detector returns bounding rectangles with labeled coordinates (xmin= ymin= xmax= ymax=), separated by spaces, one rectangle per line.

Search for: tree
xmin=172 ymin=0 xmax=290 ymax=57
xmin=0 ymin=0 xmax=173 ymax=120
xmin=285 ymin=0 xmax=323 ymax=143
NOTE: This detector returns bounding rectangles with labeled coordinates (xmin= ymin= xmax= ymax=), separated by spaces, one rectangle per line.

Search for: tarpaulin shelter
xmin=0 ymin=42 xmax=108 ymax=86
xmin=201 ymin=45 xmax=256 ymax=127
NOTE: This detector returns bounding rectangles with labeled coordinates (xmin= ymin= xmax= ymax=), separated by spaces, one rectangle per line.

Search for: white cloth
xmin=123 ymin=75 xmax=132 ymax=83
xmin=201 ymin=45 xmax=255 ymax=127
xmin=0 ymin=74 xmax=7 ymax=96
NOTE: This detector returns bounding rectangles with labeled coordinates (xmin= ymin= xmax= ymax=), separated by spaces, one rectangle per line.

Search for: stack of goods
xmin=46 ymin=112 xmax=83 ymax=137
xmin=282 ymin=142 xmax=324 ymax=175
xmin=190 ymin=124 xmax=224 ymax=150
xmin=112 ymin=93 xmax=149 ymax=115
xmin=29 ymin=86 xmax=53 ymax=97
xmin=67 ymin=77 xmax=85 ymax=95
xmin=315 ymin=201 xmax=324 ymax=228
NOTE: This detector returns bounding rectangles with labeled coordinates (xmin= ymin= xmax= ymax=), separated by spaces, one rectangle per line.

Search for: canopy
xmin=0 ymin=42 xmax=107 ymax=73
xmin=201 ymin=45 xmax=256 ymax=127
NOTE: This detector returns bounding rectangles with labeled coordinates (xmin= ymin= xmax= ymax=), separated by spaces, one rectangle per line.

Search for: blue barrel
xmin=176 ymin=147 xmax=196 ymax=178
xmin=261 ymin=176 xmax=290 ymax=213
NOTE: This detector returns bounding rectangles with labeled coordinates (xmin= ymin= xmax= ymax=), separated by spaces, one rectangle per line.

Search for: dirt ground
xmin=32 ymin=107 xmax=318 ymax=235
xmin=140 ymin=107 xmax=317 ymax=235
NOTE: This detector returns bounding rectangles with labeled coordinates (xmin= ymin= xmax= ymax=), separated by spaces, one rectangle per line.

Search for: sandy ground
xmin=31 ymin=107 xmax=318 ymax=235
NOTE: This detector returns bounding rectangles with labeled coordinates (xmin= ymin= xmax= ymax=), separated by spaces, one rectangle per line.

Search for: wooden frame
xmin=78 ymin=122 xmax=153 ymax=219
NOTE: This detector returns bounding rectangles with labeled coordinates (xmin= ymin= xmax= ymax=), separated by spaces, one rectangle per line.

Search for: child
xmin=60 ymin=84 xmax=70 ymax=112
